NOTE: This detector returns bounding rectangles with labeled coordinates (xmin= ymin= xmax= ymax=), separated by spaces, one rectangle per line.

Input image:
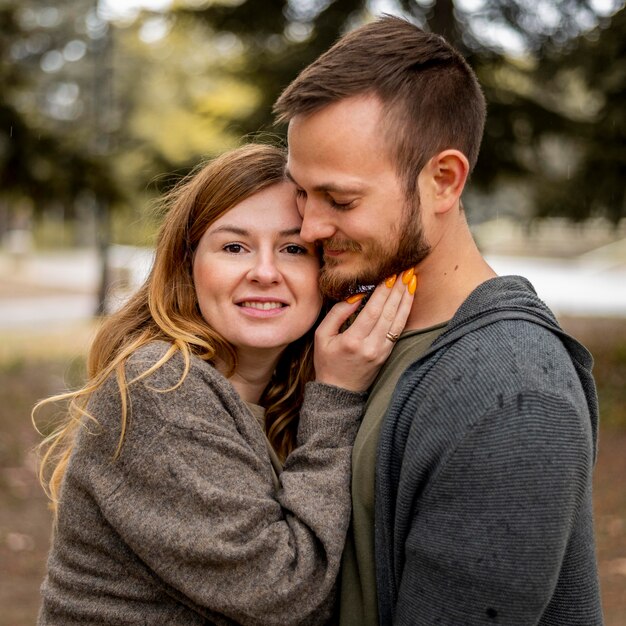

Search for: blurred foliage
xmin=533 ymin=6 xmax=626 ymax=224
xmin=0 ymin=2 xmax=115 ymax=226
xmin=0 ymin=0 xmax=259 ymax=245
xmin=0 ymin=0 xmax=625 ymax=244
xmin=110 ymin=12 xmax=262 ymax=188
xmin=178 ymin=0 xmax=626 ymax=224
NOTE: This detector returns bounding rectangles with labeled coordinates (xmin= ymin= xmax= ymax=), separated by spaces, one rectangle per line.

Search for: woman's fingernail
xmin=346 ymin=293 xmax=365 ymax=304
xmin=408 ymin=274 xmax=418 ymax=295
xmin=401 ymin=267 xmax=414 ymax=284
xmin=384 ymin=274 xmax=397 ymax=288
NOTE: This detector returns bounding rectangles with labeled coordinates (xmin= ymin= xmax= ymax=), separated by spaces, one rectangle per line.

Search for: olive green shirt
xmin=338 ymin=322 xmax=448 ymax=626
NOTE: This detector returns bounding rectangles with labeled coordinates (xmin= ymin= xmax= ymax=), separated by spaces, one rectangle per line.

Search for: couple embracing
xmin=36 ymin=16 xmax=602 ymax=626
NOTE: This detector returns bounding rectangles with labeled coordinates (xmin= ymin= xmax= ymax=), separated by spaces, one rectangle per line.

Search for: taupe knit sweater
xmin=39 ymin=342 xmax=365 ymax=625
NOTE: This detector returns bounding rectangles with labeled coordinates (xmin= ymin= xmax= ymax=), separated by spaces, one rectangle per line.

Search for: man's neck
xmin=405 ymin=225 xmax=496 ymax=331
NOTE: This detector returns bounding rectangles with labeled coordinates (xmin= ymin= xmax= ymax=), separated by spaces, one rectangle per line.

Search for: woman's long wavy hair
xmin=34 ymin=143 xmax=318 ymax=515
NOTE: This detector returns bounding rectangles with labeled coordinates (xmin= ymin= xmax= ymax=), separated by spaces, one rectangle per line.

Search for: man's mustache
xmin=319 ymin=238 xmax=362 ymax=253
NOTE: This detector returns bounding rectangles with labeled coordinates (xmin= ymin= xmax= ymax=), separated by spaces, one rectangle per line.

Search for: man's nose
xmin=299 ymin=201 xmax=336 ymax=243
xmin=247 ymin=251 xmax=282 ymax=284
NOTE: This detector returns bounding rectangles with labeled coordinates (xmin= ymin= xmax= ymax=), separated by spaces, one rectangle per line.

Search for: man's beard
xmin=318 ymin=199 xmax=430 ymax=301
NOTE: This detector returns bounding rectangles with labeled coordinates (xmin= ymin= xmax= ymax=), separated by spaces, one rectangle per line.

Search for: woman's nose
xmin=247 ymin=252 xmax=281 ymax=284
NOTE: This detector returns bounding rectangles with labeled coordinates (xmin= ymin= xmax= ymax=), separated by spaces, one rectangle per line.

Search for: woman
xmin=35 ymin=143 xmax=414 ymax=625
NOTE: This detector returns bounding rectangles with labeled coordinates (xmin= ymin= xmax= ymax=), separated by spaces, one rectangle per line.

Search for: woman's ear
xmin=419 ymin=150 xmax=469 ymax=215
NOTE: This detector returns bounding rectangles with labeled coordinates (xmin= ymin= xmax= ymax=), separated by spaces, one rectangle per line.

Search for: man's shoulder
xmin=402 ymin=317 xmax=585 ymax=411
xmin=386 ymin=318 xmax=592 ymax=466
xmin=437 ymin=316 xmax=571 ymax=367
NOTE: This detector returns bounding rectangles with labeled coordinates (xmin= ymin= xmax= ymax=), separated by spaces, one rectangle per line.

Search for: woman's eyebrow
xmin=209 ymin=225 xmax=249 ymax=236
xmin=209 ymin=225 xmax=302 ymax=237
xmin=280 ymin=228 xmax=303 ymax=237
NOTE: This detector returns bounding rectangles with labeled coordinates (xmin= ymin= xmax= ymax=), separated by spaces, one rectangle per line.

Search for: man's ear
xmin=418 ymin=150 xmax=469 ymax=214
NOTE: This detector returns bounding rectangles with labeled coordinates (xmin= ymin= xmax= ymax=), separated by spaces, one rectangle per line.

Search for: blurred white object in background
xmin=0 ymin=237 xmax=624 ymax=328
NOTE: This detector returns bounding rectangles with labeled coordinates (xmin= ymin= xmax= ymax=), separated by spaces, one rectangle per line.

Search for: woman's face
xmin=193 ymin=181 xmax=323 ymax=359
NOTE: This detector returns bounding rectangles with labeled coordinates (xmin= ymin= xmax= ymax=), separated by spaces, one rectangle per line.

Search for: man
xmin=274 ymin=15 xmax=603 ymax=626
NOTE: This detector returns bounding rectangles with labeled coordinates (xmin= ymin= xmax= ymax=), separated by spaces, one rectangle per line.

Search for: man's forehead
xmin=286 ymin=96 xmax=382 ymax=148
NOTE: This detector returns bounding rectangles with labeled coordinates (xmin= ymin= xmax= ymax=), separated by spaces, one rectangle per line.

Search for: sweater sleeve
xmin=393 ymin=390 xmax=596 ymax=626
xmin=82 ymin=363 xmax=365 ymax=626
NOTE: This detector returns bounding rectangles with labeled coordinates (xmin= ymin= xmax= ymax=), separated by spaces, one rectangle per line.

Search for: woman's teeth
xmin=240 ymin=301 xmax=285 ymax=310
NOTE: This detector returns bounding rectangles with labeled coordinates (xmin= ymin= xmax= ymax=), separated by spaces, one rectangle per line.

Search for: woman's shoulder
xmin=124 ymin=341 xmax=245 ymax=418
xmin=126 ymin=341 xmax=217 ymax=387
xmin=87 ymin=341 xmax=243 ymax=436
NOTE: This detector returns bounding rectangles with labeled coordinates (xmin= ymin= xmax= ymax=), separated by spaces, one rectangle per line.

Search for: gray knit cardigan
xmin=39 ymin=342 xmax=365 ymax=625
xmin=375 ymin=276 xmax=603 ymax=625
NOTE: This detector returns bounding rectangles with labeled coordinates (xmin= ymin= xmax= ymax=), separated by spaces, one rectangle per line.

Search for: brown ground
xmin=0 ymin=319 xmax=624 ymax=625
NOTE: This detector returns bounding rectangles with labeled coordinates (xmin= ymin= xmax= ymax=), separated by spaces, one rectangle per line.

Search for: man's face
xmin=286 ymin=94 xmax=430 ymax=300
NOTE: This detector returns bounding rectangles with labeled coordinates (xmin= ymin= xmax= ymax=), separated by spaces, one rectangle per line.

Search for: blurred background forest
xmin=0 ymin=0 xmax=625 ymax=624
xmin=2 ymin=0 xmax=625 ymax=250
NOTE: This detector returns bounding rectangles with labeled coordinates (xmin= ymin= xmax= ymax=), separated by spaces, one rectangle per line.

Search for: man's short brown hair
xmin=274 ymin=15 xmax=486 ymax=196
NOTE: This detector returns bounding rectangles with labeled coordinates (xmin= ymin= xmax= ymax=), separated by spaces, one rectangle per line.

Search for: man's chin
xmin=319 ymin=267 xmax=379 ymax=301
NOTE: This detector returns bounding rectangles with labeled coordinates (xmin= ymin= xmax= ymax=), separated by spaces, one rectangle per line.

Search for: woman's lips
xmin=235 ymin=300 xmax=288 ymax=317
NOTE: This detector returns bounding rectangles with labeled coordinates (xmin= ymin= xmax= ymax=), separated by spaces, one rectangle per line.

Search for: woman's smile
xmin=236 ymin=298 xmax=289 ymax=316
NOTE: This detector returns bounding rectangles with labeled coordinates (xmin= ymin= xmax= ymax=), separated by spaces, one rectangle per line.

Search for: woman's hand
xmin=314 ymin=269 xmax=416 ymax=392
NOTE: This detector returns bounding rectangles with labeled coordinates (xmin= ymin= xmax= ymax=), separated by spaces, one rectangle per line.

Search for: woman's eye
xmin=284 ymin=244 xmax=307 ymax=255
xmin=223 ymin=243 xmax=244 ymax=253
xmin=295 ymin=188 xmax=306 ymax=199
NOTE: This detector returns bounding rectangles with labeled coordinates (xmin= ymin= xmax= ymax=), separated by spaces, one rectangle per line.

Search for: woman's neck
xmin=221 ymin=348 xmax=283 ymax=404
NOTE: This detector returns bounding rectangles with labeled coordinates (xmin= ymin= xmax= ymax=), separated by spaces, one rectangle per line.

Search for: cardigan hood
xmin=420 ymin=274 xmax=598 ymax=455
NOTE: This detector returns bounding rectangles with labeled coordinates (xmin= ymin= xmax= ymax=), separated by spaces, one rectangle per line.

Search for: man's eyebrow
xmin=285 ymin=169 xmax=364 ymax=195
xmin=209 ymin=225 xmax=302 ymax=237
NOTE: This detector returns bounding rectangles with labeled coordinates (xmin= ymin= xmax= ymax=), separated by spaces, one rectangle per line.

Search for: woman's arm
xmin=55 ymin=275 xmax=414 ymax=625
xmin=76 ymin=352 xmax=363 ymax=626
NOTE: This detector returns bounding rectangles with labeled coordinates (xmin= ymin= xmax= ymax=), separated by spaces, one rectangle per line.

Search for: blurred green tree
xmin=111 ymin=11 xmax=262 ymax=195
xmin=0 ymin=1 xmax=120 ymax=231
xmin=2 ymin=0 xmax=624 ymax=238
xmin=533 ymin=5 xmax=626 ymax=224
xmin=178 ymin=0 xmax=625 ymax=224
xmin=1 ymin=0 xmax=124 ymax=313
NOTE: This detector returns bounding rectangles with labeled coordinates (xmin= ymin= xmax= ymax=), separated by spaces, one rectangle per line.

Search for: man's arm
xmin=393 ymin=390 xmax=598 ymax=625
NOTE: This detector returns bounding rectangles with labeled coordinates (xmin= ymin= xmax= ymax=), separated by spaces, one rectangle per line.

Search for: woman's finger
xmin=313 ymin=269 xmax=416 ymax=391
xmin=368 ymin=268 xmax=416 ymax=344
xmin=315 ymin=293 xmax=366 ymax=341
xmin=346 ymin=268 xmax=414 ymax=340
xmin=341 ymin=279 xmax=397 ymax=339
